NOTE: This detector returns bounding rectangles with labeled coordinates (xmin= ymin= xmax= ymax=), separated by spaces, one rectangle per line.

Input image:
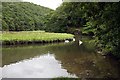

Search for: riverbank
xmin=1 ymin=31 xmax=74 ymax=45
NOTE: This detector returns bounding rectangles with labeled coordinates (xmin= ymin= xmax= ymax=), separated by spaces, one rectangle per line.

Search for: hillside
xmin=2 ymin=2 xmax=53 ymax=31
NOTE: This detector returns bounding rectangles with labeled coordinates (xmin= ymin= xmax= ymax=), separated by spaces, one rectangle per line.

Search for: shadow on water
xmin=1 ymin=36 xmax=120 ymax=78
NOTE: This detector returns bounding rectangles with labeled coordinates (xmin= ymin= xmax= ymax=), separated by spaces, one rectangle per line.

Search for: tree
xmin=2 ymin=2 xmax=53 ymax=31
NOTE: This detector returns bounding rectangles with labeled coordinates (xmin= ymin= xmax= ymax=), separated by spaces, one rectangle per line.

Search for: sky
xmin=22 ymin=0 xmax=63 ymax=10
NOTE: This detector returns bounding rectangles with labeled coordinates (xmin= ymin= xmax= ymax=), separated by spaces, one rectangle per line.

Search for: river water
xmin=1 ymin=36 xmax=120 ymax=78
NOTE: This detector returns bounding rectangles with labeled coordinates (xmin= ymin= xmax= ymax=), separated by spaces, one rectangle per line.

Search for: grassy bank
xmin=1 ymin=31 xmax=74 ymax=45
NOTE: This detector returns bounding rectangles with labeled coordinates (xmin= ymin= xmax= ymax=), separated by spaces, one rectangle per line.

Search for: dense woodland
xmin=2 ymin=2 xmax=120 ymax=58
xmin=2 ymin=2 xmax=53 ymax=31
xmin=46 ymin=2 xmax=120 ymax=58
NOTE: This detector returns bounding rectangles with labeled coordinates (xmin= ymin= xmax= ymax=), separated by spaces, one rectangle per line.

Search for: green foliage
xmin=45 ymin=2 xmax=120 ymax=58
xmin=2 ymin=2 xmax=53 ymax=31
xmin=82 ymin=2 xmax=120 ymax=58
xmin=2 ymin=2 xmax=120 ymax=58
xmin=45 ymin=2 xmax=86 ymax=33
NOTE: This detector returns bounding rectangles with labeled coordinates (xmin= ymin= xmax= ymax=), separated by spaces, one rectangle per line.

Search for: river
xmin=1 ymin=36 xmax=120 ymax=78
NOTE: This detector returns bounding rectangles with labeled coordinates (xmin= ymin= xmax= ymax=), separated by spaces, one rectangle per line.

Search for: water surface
xmin=2 ymin=53 xmax=76 ymax=78
xmin=2 ymin=37 xmax=120 ymax=78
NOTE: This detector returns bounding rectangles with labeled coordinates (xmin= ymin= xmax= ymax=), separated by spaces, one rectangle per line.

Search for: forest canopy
xmin=2 ymin=2 xmax=53 ymax=31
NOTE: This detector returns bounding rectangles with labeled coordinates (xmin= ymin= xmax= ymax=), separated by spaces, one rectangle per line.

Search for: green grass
xmin=1 ymin=31 xmax=74 ymax=42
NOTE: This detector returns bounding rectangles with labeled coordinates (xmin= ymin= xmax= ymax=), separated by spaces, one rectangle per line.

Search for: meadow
xmin=1 ymin=31 xmax=74 ymax=45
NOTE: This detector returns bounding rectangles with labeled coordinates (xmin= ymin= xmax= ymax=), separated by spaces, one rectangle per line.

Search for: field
xmin=1 ymin=31 xmax=74 ymax=45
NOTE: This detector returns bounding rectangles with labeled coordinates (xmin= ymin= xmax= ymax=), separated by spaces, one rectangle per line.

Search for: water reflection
xmin=2 ymin=37 xmax=120 ymax=78
xmin=2 ymin=53 xmax=76 ymax=78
